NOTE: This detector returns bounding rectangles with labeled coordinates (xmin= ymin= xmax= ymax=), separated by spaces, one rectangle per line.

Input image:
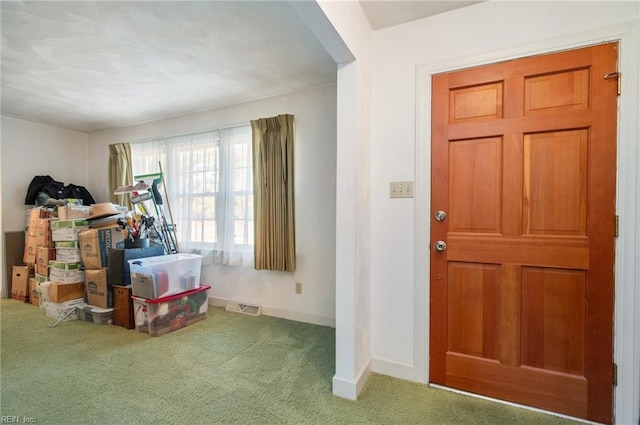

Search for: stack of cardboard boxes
xmin=79 ymin=227 xmax=126 ymax=309
xmin=15 ymin=205 xmax=128 ymax=323
xmin=13 ymin=203 xmax=198 ymax=332
xmin=69 ymin=226 xmax=127 ymax=324
xmin=44 ymin=217 xmax=89 ymax=320
xmin=49 ymin=220 xmax=88 ymax=296
xmin=23 ymin=208 xmax=52 ymax=268
xmin=14 ymin=208 xmax=53 ymax=305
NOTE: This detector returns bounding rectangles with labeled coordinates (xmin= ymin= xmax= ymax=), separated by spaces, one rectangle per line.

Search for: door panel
xmin=448 ymin=262 xmax=499 ymax=359
xmin=430 ymin=43 xmax=618 ymax=424
xmin=521 ymin=267 xmax=586 ymax=375
xmin=449 ymin=82 xmax=503 ymax=123
xmin=523 ymin=129 xmax=588 ymax=235
xmin=524 ymin=68 xmax=590 ymax=113
xmin=449 ymin=138 xmax=502 ymax=233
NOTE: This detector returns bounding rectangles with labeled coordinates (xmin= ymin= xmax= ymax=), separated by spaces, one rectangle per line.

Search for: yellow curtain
xmin=108 ymin=143 xmax=133 ymax=207
xmin=251 ymin=114 xmax=296 ymax=271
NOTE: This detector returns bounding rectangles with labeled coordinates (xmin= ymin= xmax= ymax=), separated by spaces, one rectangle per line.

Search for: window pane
xmin=202 ymin=220 xmax=216 ymax=244
xmin=130 ymin=124 xmax=253 ymax=257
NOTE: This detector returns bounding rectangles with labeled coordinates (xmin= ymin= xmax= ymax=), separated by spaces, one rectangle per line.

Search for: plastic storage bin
xmin=132 ymin=285 xmax=210 ymax=337
xmin=129 ymin=253 xmax=201 ymax=300
xmin=77 ymin=305 xmax=114 ymax=325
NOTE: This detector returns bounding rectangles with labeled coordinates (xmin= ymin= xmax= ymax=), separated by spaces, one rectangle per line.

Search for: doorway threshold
xmin=428 ymin=383 xmax=600 ymax=425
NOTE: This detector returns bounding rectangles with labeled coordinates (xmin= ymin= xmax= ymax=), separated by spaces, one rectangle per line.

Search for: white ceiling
xmin=1 ymin=1 xmax=479 ymax=134
xmin=360 ymin=0 xmax=483 ymax=30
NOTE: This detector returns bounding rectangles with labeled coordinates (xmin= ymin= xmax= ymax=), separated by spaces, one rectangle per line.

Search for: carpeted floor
xmin=0 ymin=299 xmax=581 ymax=425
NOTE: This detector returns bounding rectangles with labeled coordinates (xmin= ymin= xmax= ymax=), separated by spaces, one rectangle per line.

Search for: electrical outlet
xmin=295 ymin=281 xmax=302 ymax=294
xmin=390 ymin=181 xmax=414 ymax=198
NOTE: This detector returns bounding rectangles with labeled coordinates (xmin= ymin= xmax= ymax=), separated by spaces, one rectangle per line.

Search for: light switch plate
xmin=390 ymin=181 xmax=414 ymax=198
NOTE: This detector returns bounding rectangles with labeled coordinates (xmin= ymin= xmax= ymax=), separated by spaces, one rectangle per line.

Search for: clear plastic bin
xmin=129 ymin=253 xmax=202 ymax=300
xmin=77 ymin=305 xmax=114 ymax=325
xmin=132 ymin=285 xmax=210 ymax=336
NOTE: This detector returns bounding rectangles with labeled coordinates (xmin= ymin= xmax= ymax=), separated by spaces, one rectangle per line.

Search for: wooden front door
xmin=430 ymin=43 xmax=618 ymax=424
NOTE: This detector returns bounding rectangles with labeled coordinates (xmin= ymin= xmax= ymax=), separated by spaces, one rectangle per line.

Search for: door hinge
xmin=613 ymin=363 xmax=617 ymax=386
xmin=615 ymin=215 xmax=619 ymax=238
xmin=604 ymin=71 xmax=621 ymax=95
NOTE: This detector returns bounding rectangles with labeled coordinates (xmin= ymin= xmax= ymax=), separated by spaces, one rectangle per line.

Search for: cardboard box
xmin=55 ymin=241 xmax=80 ymax=249
xmin=49 ymin=260 xmax=84 ymax=284
xmin=107 ymin=245 xmax=165 ymax=287
xmin=29 ymin=278 xmax=39 ymax=306
xmin=11 ymin=265 xmax=31 ymax=302
xmin=79 ymin=227 xmax=125 ymax=269
xmin=23 ymin=219 xmax=53 ymax=265
xmin=48 ymin=282 xmax=85 ymax=303
xmin=23 ymin=236 xmax=37 ymax=265
xmin=50 ymin=219 xmax=89 ymax=242
xmin=36 ymin=246 xmax=56 ymax=276
xmin=49 ymin=261 xmax=83 ymax=283
xmin=36 ymin=281 xmax=51 ymax=308
xmin=58 ymin=205 xmax=91 ymax=220
xmin=45 ymin=298 xmax=84 ymax=321
xmin=49 ymin=268 xmax=85 ymax=284
xmin=55 ymin=241 xmax=81 ymax=262
xmin=27 ymin=208 xmax=42 ymax=237
xmin=85 ymin=268 xmax=112 ymax=308
xmin=34 ymin=218 xmax=53 ymax=246
xmin=49 ymin=260 xmax=82 ymax=271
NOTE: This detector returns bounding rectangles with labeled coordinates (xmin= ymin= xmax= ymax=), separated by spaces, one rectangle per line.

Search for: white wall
xmin=369 ymin=1 xmax=639 ymax=423
xmin=88 ymin=84 xmax=337 ymax=326
xmin=314 ymin=0 xmax=374 ymax=400
xmin=1 ymin=123 xmax=3 ymax=297
xmin=1 ymin=116 xmax=89 ymax=231
xmin=1 ymin=117 xmax=89 ymax=296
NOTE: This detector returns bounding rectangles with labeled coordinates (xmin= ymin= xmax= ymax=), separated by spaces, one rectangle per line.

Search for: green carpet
xmin=0 ymin=299 xmax=580 ymax=425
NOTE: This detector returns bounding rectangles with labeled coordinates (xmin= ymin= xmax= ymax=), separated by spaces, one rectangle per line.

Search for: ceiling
xmin=1 ymin=1 xmax=480 ymax=134
xmin=360 ymin=0 xmax=482 ymax=30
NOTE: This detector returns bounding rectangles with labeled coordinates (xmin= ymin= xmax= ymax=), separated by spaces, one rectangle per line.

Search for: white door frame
xmin=414 ymin=22 xmax=640 ymax=423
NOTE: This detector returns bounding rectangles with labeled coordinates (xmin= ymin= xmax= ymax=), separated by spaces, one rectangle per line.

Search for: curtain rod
xmin=114 ymin=121 xmax=251 ymax=146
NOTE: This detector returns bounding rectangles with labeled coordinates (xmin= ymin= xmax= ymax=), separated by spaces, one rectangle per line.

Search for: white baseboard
xmin=371 ymin=356 xmax=415 ymax=381
xmin=208 ymin=296 xmax=335 ymax=328
xmin=333 ymin=360 xmax=372 ymax=400
xmin=356 ymin=361 xmax=372 ymax=396
xmin=208 ymin=296 xmax=228 ymax=308
xmin=332 ymin=375 xmax=358 ymax=400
